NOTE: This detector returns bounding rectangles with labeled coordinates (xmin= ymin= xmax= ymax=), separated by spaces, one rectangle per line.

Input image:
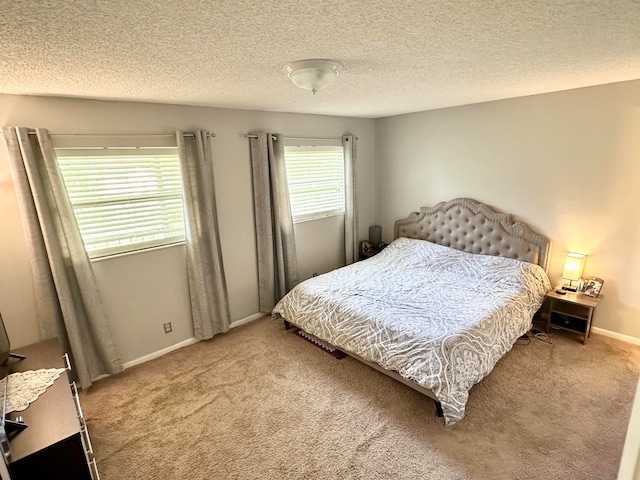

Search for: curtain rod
xmin=26 ymin=132 xmax=215 ymax=138
xmin=244 ymin=134 xmax=354 ymax=140
xmin=245 ymin=134 xmax=276 ymax=140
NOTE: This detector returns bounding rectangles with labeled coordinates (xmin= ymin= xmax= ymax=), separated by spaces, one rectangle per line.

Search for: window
xmin=55 ymin=146 xmax=185 ymax=259
xmin=284 ymin=145 xmax=345 ymax=223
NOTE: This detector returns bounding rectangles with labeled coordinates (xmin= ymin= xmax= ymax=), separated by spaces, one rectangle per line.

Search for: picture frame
xmin=360 ymin=240 xmax=372 ymax=255
xmin=581 ymin=276 xmax=604 ymax=297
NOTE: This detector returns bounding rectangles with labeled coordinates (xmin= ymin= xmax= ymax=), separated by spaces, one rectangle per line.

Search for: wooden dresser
xmin=5 ymin=338 xmax=98 ymax=479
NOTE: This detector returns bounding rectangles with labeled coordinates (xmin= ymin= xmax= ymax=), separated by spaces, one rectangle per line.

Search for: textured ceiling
xmin=1 ymin=0 xmax=639 ymax=118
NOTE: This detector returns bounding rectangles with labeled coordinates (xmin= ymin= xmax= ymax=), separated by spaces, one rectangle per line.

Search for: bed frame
xmin=287 ymin=198 xmax=551 ymax=415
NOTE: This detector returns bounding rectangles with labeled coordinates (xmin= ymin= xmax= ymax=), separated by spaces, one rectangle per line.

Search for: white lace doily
xmin=2 ymin=368 xmax=66 ymax=413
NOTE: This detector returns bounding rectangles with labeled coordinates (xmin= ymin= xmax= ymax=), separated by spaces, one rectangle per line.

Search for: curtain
xmin=2 ymin=127 xmax=122 ymax=388
xmin=177 ymin=131 xmax=230 ymax=339
xmin=343 ymin=134 xmax=358 ymax=265
xmin=249 ymin=133 xmax=298 ymax=312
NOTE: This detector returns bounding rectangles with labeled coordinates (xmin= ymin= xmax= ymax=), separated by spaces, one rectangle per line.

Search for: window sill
xmin=293 ymin=212 xmax=345 ymax=224
xmin=90 ymin=241 xmax=186 ymax=262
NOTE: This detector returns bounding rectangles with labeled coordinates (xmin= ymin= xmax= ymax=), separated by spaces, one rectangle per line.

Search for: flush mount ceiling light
xmin=284 ymin=59 xmax=343 ymax=95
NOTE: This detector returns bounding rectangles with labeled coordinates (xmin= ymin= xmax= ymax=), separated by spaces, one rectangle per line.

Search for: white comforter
xmin=272 ymin=237 xmax=551 ymax=424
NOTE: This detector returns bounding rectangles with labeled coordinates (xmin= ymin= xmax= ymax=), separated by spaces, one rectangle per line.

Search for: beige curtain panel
xmin=2 ymin=127 xmax=123 ymax=388
xmin=177 ymin=130 xmax=230 ymax=339
xmin=249 ymin=133 xmax=298 ymax=312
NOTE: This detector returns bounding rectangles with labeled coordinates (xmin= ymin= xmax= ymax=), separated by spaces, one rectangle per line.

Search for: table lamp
xmin=562 ymin=253 xmax=585 ymax=292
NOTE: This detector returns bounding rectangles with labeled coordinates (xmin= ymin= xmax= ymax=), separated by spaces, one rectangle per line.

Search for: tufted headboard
xmin=394 ymin=198 xmax=551 ymax=271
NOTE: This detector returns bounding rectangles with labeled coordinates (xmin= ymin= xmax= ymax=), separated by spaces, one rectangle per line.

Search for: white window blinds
xmin=284 ymin=145 xmax=345 ymax=223
xmin=55 ymin=146 xmax=185 ymax=258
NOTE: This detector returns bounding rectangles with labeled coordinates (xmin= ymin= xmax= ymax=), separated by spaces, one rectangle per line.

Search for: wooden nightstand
xmin=359 ymin=241 xmax=386 ymax=261
xmin=542 ymin=290 xmax=602 ymax=344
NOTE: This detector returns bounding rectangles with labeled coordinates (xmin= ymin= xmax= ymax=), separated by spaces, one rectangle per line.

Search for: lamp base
xmin=561 ymin=283 xmax=579 ymax=292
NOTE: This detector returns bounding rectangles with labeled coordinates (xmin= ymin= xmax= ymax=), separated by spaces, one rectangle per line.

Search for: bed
xmin=272 ymin=198 xmax=552 ymax=424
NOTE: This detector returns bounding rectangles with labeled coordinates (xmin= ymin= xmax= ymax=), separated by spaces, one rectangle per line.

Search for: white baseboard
xmin=229 ymin=312 xmax=268 ymax=329
xmin=123 ymin=337 xmax=200 ymax=369
xmin=123 ymin=312 xmax=267 ymax=370
xmin=591 ymin=327 xmax=640 ymax=346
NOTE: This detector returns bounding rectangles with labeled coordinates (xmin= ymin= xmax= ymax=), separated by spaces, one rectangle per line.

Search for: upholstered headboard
xmin=394 ymin=198 xmax=551 ymax=271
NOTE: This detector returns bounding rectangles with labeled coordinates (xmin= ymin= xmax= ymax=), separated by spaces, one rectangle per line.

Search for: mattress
xmin=273 ymin=237 xmax=551 ymax=424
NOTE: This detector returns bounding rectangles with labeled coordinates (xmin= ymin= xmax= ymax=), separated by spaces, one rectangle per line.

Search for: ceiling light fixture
xmin=284 ymin=59 xmax=343 ymax=95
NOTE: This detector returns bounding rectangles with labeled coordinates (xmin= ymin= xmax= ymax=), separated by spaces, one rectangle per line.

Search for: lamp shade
xmin=562 ymin=253 xmax=585 ymax=281
xmin=369 ymin=225 xmax=382 ymax=244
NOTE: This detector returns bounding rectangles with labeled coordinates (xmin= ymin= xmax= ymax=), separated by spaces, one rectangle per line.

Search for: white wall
xmin=375 ymin=79 xmax=640 ymax=339
xmin=294 ymin=215 xmax=345 ymax=282
xmin=0 ymin=95 xmax=376 ymax=362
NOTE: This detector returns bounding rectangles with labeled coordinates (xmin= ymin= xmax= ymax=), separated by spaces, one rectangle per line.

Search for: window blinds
xmin=56 ymin=147 xmax=185 ymax=258
xmin=284 ymin=146 xmax=345 ymax=223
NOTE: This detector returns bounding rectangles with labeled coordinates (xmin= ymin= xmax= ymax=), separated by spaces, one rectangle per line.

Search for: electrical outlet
xmin=312 ymin=272 xmax=318 ymax=277
xmin=163 ymin=322 xmax=172 ymax=334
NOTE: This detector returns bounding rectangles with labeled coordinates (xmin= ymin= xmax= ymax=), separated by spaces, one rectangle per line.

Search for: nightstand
xmin=543 ymin=290 xmax=602 ymax=344
xmin=358 ymin=240 xmax=387 ymax=260
xmin=359 ymin=241 xmax=386 ymax=261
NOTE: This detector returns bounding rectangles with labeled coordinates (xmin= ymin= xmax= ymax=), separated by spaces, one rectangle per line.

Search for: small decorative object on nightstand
xmin=543 ymin=289 xmax=602 ymax=344
xmin=359 ymin=240 xmax=386 ymax=261
xmin=581 ymin=276 xmax=604 ymax=297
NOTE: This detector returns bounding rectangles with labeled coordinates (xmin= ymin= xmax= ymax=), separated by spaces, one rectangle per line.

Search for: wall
xmin=0 ymin=95 xmax=376 ymax=362
xmin=375 ymin=79 xmax=640 ymax=339
xmin=294 ymin=215 xmax=345 ymax=281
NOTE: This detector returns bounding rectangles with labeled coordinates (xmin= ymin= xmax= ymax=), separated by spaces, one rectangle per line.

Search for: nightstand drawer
xmin=550 ymin=312 xmax=587 ymax=334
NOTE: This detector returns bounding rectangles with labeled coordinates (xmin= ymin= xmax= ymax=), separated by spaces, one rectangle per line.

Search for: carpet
xmin=80 ymin=316 xmax=640 ymax=479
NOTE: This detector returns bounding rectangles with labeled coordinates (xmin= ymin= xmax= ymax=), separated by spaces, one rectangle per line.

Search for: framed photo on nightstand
xmin=582 ymin=276 xmax=603 ymax=297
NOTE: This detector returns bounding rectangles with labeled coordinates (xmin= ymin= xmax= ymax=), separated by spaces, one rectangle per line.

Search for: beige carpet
xmin=80 ymin=317 xmax=640 ymax=480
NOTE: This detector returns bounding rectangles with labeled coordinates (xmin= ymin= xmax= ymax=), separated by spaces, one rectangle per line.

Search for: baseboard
xmin=123 ymin=312 xmax=267 ymax=370
xmin=591 ymin=327 xmax=640 ymax=346
xmin=229 ymin=312 xmax=268 ymax=329
xmin=123 ymin=337 xmax=201 ymax=369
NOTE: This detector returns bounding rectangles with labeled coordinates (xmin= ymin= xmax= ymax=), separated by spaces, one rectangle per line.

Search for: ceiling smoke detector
xmin=284 ymin=59 xmax=343 ymax=95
